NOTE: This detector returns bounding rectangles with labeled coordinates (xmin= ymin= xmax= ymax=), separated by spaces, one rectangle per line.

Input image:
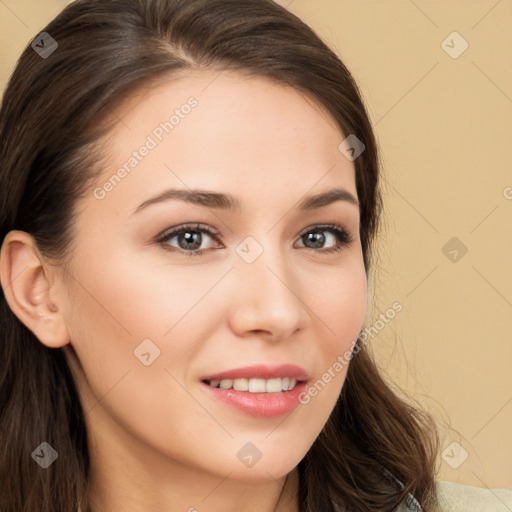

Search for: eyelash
xmin=156 ymin=223 xmax=354 ymax=258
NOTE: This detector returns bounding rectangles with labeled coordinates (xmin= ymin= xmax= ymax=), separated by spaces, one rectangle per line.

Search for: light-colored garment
xmin=392 ymin=478 xmax=512 ymax=512
xmin=433 ymin=480 xmax=512 ymax=512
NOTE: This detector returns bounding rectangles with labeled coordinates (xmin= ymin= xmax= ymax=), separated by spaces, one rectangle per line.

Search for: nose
xmin=228 ymin=249 xmax=308 ymax=342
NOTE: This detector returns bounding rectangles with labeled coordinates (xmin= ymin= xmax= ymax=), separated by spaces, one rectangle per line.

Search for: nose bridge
xmin=230 ymin=236 xmax=305 ymax=339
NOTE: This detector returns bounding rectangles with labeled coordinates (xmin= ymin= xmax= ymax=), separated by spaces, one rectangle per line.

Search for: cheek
xmin=62 ymin=249 xmax=231 ymax=404
xmin=66 ymin=246 xmax=220 ymax=342
xmin=314 ymin=257 xmax=368 ymax=356
xmin=300 ymin=257 xmax=367 ymax=404
xmin=62 ymin=254 xmax=230 ymax=460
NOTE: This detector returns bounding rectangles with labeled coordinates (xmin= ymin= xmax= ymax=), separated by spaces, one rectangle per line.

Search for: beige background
xmin=1 ymin=0 xmax=511 ymax=490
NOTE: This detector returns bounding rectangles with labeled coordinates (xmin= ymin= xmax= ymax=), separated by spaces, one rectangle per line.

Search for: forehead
xmin=83 ymin=69 xmax=357 ymax=218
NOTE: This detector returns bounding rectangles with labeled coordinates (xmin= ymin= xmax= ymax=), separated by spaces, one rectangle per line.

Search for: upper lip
xmin=201 ymin=364 xmax=309 ymax=382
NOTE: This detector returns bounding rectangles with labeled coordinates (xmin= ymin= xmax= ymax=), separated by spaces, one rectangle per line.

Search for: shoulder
xmin=433 ymin=480 xmax=512 ymax=512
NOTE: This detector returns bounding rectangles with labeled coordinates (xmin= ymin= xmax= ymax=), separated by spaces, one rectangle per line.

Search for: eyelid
xmin=157 ymin=222 xmax=352 ymax=240
xmin=298 ymin=223 xmax=351 ymax=238
xmin=156 ymin=222 xmax=220 ymax=242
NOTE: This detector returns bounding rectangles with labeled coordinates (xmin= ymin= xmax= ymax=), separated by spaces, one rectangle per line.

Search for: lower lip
xmin=200 ymin=380 xmax=308 ymax=419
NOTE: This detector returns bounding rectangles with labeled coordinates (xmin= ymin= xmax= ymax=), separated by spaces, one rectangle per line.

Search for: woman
xmin=0 ymin=0 xmax=439 ymax=510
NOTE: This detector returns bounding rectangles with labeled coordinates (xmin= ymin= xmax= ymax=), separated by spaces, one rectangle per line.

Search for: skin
xmin=0 ymin=69 xmax=367 ymax=512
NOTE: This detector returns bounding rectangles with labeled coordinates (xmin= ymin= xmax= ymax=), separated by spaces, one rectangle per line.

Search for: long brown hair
xmin=0 ymin=1 xmax=439 ymax=510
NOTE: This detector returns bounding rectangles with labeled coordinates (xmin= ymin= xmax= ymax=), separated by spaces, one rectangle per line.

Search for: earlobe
xmin=0 ymin=230 xmax=70 ymax=348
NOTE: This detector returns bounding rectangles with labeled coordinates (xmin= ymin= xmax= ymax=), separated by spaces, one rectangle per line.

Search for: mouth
xmin=199 ymin=364 xmax=310 ymax=418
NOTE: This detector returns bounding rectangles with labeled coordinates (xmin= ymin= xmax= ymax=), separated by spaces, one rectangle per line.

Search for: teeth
xmin=265 ymin=378 xmax=282 ymax=393
xmin=249 ymin=378 xmax=266 ymax=392
xmin=207 ymin=377 xmax=299 ymax=392
xmin=219 ymin=379 xmax=233 ymax=389
xmin=233 ymin=378 xmax=248 ymax=391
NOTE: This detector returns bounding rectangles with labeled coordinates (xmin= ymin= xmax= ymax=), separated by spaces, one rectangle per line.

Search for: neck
xmin=83 ymin=464 xmax=300 ymax=512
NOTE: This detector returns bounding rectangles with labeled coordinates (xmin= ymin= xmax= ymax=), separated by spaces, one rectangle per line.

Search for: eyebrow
xmin=132 ymin=187 xmax=359 ymax=216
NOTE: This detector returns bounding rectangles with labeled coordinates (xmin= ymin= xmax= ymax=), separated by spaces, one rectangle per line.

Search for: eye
xmin=156 ymin=223 xmax=221 ymax=257
xmin=295 ymin=224 xmax=353 ymax=253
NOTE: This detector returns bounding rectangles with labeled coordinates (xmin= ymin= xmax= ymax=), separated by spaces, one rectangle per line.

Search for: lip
xmin=200 ymin=364 xmax=310 ymax=382
xmin=199 ymin=364 xmax=310 ymax=419
xmin=200 ymin=380 xmax=308 ymax=419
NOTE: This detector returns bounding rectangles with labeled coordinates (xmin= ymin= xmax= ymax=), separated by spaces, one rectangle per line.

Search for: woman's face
xmin=60 ymin=69 xmax=367 ymax=483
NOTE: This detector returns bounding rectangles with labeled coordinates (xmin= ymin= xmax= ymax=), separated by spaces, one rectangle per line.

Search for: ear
xmin=0 ymin=230 xmax=70 ymax=348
